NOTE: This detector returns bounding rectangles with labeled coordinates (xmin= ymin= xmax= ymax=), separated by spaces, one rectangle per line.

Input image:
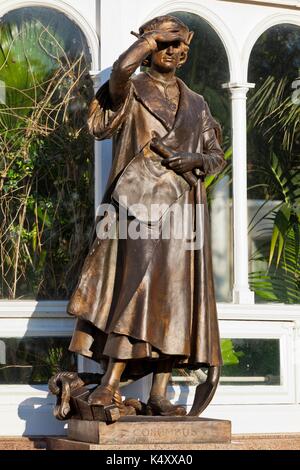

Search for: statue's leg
xmin=150 ymin=357 xmax=173 ymax=397
xmin=88 ymin=358 xmax=127 ymax=406
xmin=147 ymin=358 xmax=186 ymax=416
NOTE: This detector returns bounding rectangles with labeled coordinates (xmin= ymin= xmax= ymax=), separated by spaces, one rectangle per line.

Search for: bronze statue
xmin=50 ymin=15 xmax=226 ymax=422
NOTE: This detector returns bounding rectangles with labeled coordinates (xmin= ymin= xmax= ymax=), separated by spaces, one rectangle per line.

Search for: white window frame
xmin=0 ymin=301 xmax=72 ymax=435
xmin=169 ymin=320 xmax=296 ymax=406
xmin=0 ymin=0 xmax=300 ymax=435
xmin=1 ymin=301 xmax=300 ymax=435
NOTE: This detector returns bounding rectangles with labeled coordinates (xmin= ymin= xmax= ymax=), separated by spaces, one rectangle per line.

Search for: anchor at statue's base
xmin=48 ymin=367 xmax=222 ymax=423
xmin=46 ymin=371 xmax=231 ymax=449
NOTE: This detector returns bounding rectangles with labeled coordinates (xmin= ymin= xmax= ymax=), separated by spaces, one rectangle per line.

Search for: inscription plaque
xmin=68 ymin=417 xmax=231 ymax=445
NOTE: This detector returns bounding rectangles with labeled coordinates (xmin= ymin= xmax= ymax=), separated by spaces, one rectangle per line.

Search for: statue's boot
xmin=146 ymin=395 xmax=186 ymax=416
xmin=87 ymin=384 xmax=115 ymax=406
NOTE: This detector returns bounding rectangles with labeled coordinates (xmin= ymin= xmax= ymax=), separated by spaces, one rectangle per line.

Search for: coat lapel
xmin=132 ymin=73 xmax=177 ymax=131
xmin=162 ymin=78 xmax=204 ymax=151
xmin=132 ymin=73 xmax=204 ymax=151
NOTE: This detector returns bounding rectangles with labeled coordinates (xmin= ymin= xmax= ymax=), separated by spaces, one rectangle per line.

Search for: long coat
xmin=67 ymin=72 xmax=225 ymax=378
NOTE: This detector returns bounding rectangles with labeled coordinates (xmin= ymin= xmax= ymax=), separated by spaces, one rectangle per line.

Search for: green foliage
xmin=247 ymin=24 xmax=300 ymax=304
xmin=0 ymin=337 xmax=76 ymax=384
xmin=250 ymin=152 xmax=300 ymax=270
xmin=248 ymin=76 xmax=300 ymax=154
xmin=221 ymin=339 xmax=243 ymax=366
xmin=172 ymin=11 xmax=231 ymax=148
xmin=172 ymin=338 xmax=241 ymax=384
xmin=248 ymin=147 xmax=300 ymax=303
xmin=0 ymin=11 xmax=94 ymax=299
xmin=249 ymin=226 xmax=300 ymax=303
xmin=0 ymin=20 xmax=62 ymax=127
xmin=172 ymin=11 xmax=232 ymax=207
xmin=221 ymin=339 xmax=280 ymax=381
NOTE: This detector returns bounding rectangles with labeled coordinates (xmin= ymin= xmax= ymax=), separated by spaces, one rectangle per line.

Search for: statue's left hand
xmin=161 ymin=153 xmax=201 ymax=173
xmin=150 ymin=137 xmax=201 ymax=174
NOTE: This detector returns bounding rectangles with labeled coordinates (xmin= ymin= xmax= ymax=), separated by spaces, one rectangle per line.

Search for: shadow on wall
xmin=18 ymin=387 xmax=67 ymax=436
xmin=7 ymin=301 xmax=74 ymax=436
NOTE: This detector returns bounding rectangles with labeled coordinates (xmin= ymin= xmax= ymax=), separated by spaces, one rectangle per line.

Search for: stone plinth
xmin=60 ymin=416 xmax=231 ymax=446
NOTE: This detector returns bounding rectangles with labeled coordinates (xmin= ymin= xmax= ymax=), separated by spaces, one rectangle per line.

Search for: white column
xmin=75 ymin=70 xmax=104 ymax=374
xmin=211 ymin=176 xmax=231 ymax=301
xmin=223 ymin=82 xmax=255 ymax=304
xmin=89 ymin=70 xmax=103 ymax=216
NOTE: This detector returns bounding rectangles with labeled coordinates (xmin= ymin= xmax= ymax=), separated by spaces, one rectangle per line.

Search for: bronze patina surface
xmin=50 ymin=15 xmax=226 ymax=423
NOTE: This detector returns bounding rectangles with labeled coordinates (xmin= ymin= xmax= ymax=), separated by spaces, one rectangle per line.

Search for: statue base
xmin=47 ymin=416 xmax=231 ymax=449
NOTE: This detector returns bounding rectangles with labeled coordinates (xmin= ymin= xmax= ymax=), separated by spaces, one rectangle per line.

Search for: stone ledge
xmin=47 ymin=434 xmax=300 ymax=450
xmin=0 ymin=437 xmax=46 ymax=450
xmin=2 ymin=433 xmax=300 ymax=450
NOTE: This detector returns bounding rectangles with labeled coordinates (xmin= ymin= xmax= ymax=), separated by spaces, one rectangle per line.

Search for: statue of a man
xmin=67 ymin=15 xmax=225 ymax=416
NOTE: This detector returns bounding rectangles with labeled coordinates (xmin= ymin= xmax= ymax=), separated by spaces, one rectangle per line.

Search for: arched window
xmin=247 ymin=24 xmax=300 ymax=304
xmin=171 ymin=11 xmax=232 ymax=302
xmin=0 ymin=6 xmax=94 ymax=300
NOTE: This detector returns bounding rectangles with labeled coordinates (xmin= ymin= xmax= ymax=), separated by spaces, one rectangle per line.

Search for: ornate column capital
xmin=222 ymin=82 xmax=255 ymax=99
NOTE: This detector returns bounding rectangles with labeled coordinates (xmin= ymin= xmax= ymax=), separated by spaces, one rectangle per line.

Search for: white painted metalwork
xmin=0 ymin=0 xmax=299 ymax=436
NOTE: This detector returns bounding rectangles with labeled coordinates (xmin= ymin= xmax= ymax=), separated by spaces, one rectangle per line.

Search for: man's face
xmin=151 ymin=39 xmax=183 ymax=73
xmin=151 ymin=41 xmax=183 ymax=72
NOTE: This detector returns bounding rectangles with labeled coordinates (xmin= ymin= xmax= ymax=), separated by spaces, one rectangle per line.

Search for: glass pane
xmin=220 ymin=338 xmax=280 ymax=386
xmin=0 ymin=337 xmax=76 ymax=384
xmin=171 ymin=338 xmax=280 ymax=386
xmin=170 ymin=11 xmax=232 ymax=302
xmin=247 ymin=24 xmax=300 ymax=304
xmin=0 ymin=7 xmax=94 ymax=299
